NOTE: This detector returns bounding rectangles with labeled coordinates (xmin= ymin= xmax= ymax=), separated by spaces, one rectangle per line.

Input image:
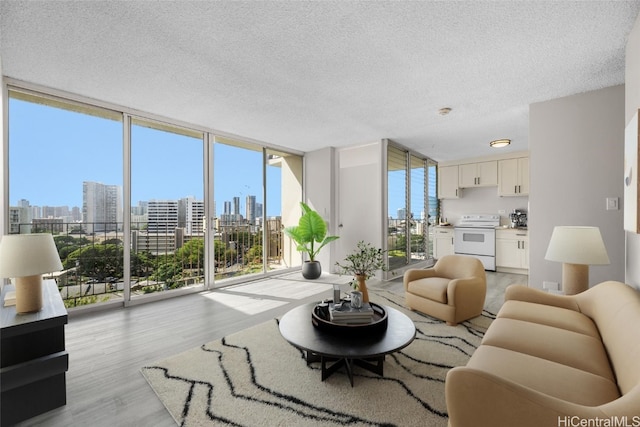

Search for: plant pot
xmin=302 ymin=261 xmax=322 ymax=279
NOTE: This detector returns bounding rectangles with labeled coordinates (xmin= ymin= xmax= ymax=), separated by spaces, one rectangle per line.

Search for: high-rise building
xmin=224 ymin=201 xmax=232 ymax=215
xmin=180 ymin=196 xmax=205 ymax=234
xmin=233 ymin=196 xmax=240 ymax=215
xmin=246 ymin=195 xmax=256 ymax=225
xmin=147 ymin=200 xmax=178 ymax=233
xmin=83 ymin=181 xmax=123 ymax=233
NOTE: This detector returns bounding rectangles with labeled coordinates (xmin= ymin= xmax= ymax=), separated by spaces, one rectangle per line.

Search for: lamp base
xmin=15 ymin=275 xmax=44 ymax=313
xmin=562 ymin=263 xmax=589 ymax=295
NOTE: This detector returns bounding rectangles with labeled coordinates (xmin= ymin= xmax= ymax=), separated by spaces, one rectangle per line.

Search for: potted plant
xmin=335 ymin=240 xmax=387 ymax=303
xmin=284 ymin=202 xmax=339 ymax=279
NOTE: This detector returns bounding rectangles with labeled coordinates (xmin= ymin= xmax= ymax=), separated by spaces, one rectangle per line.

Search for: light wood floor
xmin=16 ymin=271 xmax=526 ymax=427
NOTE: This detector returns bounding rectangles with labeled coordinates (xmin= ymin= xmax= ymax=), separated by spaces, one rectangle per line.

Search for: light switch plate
xmin=606 ymin=197 xmax=619 ymax=211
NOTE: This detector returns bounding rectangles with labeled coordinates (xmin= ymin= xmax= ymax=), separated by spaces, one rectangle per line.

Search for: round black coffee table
xmin=279 ymin=302 xmax=416 ymax=386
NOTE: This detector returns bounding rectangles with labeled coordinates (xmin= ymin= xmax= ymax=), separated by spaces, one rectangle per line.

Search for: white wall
xmin=335 ymin=142 xmax=384 ymax=273
xmin=441 ymin=187 xmax=528 ymax=227
xmin=529 ymin=85 xmax=625 ymax=290
xmin=625 ymin=13 xmax=640 ymax=289
xmin=0 ymin=50 xmax=5 ymax=237
xmin=303 ymin=147 xmax=338 ymax=271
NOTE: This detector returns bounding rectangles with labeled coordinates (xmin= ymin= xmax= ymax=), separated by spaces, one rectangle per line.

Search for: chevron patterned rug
xmin=141 ymin=289 xmax=494 ymax=427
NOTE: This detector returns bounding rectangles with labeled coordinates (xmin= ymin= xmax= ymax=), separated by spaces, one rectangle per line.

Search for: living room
xmin=2 ymin=2 xmax=640 ymax=426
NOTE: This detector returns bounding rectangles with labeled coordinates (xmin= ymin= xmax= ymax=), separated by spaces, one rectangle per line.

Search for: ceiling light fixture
xmin=438 ymin=107 xmax=452 ymax=116
xmin=490 ymin=139 xmax=511 ymax=148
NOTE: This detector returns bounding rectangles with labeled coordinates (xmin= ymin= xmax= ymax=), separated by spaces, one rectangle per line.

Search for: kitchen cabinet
xmin=498 ymin=157 xmax=529 ymax=196
xmin=459 ymin=161 xmax=498 ymax=188
xmin=438 ymin=165 xmax=459 ymax=199
xmin=434 ymin=227 xmax=454 ymax=258
xmin=496 ymin=229 xmax=528 ymax=273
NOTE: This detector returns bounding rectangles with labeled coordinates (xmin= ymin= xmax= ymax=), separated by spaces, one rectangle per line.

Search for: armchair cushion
xmin=406 ymin=277 xmax=450 ymax=303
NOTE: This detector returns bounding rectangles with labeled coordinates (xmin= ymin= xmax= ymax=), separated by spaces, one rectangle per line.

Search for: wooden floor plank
xmin=14 ymin=271 xmax=521 ymax=426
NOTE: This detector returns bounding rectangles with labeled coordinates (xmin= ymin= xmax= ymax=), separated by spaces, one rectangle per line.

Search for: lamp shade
xmin=544 ymin=226 xmax=610 ymax=265
xmin=0 ymin=234 xmax=63 ymax=278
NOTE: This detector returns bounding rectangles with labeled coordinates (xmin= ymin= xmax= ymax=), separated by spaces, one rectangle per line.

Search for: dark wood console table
xmin=1 ymin=280 xmax=68 ymax=426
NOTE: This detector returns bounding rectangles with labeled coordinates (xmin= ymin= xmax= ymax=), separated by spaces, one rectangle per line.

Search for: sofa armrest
xmin=403 ymin=268 xmax=438 ymax=291
xmin=445 ymin=367 xmax=613 ymax=427
xmin=504 ymin=285 xmax=580 ymax=311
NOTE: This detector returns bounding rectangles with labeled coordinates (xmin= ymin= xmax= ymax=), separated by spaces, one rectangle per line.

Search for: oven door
xmin=454 ymin=227 xmax=495 ymax=256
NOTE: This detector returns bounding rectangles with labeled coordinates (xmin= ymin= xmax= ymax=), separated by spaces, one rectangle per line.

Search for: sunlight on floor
xmin=199 ymin=276 xmax=337 ymax=315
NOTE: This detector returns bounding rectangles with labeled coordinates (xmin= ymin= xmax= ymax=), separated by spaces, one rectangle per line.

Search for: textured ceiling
xmin=1 ymin=1 xmax=639 ymax=161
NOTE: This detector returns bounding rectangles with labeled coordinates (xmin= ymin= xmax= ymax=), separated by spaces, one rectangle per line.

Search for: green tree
xmin=66 ymin=244 xmax=121 ymax=280
xmin=176 ymin=239 xmax=204 ymax=269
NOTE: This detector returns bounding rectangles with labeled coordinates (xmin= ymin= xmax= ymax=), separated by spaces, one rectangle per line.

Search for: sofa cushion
xmin=497 ymin=300 xmax=600 ymax=339
xmin=481 ymin=318 xmax=614 ymax=381
xmin=467 ymin=345 xmax=621 ymax=406
xmin=406 ymin=277 xmax=450 ymax=303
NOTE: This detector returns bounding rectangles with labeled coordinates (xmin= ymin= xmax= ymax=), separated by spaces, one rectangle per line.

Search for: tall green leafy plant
xmin=284 ymin=202 xmax=339 ymax=262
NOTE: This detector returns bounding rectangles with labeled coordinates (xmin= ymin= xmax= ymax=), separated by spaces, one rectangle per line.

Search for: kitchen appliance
xmin=454 ymin=214 xmax=500 ymax=271
xmin=509 ymin=209 xmax=528 ymax=228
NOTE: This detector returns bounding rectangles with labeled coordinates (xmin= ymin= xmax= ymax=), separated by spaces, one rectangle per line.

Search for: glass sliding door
xmin=213 ymin=137 xmax=265 ymax=283
xmin=7 ymin=89 xmax=124 ymax=308
xmin=130 ymin=118 xmax=205 ymax=297
xmin=266 ymin=148 xmax=303 ymax=271
xmin=387 ymin=145 xmax=408 ymax=270
xmin=386 ymin=143 xmax=436 ymax=274
xmin=427 ymin=159 xmax=438 ymax=258
xmin=409 ymin=154 xmax=427 ymax=264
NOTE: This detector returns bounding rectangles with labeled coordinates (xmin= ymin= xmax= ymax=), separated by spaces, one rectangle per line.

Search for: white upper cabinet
xmin=438 ymin=165 xmax=459 ymax=199
xmin=459 ymin=161 xmax=498 ymax=188
xmin=498 ymin=157 xmax=529 ymax=196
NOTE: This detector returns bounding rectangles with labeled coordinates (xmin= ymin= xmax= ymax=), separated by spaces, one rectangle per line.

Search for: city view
xmin=7 ymin=91 xmax=297 ymax=308
xmin=6 ymin=89 xmax=436 ymax=309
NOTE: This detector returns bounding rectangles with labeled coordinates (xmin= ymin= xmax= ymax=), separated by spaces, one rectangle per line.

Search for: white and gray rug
xmin=141 ymin=290 xmax=495 ymax=427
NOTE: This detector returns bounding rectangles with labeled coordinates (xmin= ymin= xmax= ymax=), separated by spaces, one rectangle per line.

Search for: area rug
xmin=141 ymin=290 xmax=495 ymax=427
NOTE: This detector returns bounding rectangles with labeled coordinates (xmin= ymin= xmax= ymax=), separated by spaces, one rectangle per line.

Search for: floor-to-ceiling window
xmin=129 ymin=118 xmax=205 ymax=298
xmin=387 ymin=145 xmax=408 ymax=270
xmin=7 ymin=88 xmax=124 ymax=308
xmin=5 ymin=84 xmax=303 ymax=308
xmin=409 ymin=154 xmax=427 ymax=262
xmin=266 ymin=148 xmax=303 ymax=271
xmin=386 ymin=143 xmax=436 ymax=272
xmin=212 ymin=138 xmax=303 ymax=286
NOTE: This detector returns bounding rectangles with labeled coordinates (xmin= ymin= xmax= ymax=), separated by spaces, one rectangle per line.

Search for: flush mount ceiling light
xmin=490 ymin=138 xmax=511 ymax=148
xmin=438 ymin=107 xmax=452 ymax=116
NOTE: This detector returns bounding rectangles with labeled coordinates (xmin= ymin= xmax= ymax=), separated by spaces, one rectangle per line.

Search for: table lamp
xmin=544 ymin=226 xmax=610 ymax=295
xmin=0 ymin=233 xmax=63 ymax=313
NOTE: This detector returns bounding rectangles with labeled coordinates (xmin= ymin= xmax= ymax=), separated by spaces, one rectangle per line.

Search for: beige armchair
xmin=403 ymin=255 xmax=487 ymax=325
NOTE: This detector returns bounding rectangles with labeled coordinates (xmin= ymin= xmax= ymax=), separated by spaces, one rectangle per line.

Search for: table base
xmin=304 ymin=351 xmax=384 ymax=386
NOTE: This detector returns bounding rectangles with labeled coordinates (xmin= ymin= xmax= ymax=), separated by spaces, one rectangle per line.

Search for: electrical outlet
xmin=543 ymin=281 xmax=559 ymax=291
xmin=498 ymin=209 xmax=505 ymax=214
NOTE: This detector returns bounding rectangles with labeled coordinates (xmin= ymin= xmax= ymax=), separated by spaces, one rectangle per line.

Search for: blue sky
xmin=8 ymin=98 xmax=279 ymax=217
xmin=9 ymin=96 xmax=432 ymax=219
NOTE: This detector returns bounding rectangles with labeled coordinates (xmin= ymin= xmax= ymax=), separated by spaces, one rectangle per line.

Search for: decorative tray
xmin=311 ymin=301 xmax=388 ymax=336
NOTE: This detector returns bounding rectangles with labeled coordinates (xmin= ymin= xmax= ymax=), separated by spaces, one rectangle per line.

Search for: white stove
xmin=454 ymin=214 xmax=500 ymax=270
xmin=456 ymin=214 xmax=500 ymax=229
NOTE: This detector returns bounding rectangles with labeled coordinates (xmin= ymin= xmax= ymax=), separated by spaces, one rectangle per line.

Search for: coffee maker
xmin=509 ymin=209 xmax=527 ymax=228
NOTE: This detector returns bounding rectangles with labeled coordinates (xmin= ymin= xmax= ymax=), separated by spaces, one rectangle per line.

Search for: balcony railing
xmin=11 ymin=219 xmax=286 ymax=308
